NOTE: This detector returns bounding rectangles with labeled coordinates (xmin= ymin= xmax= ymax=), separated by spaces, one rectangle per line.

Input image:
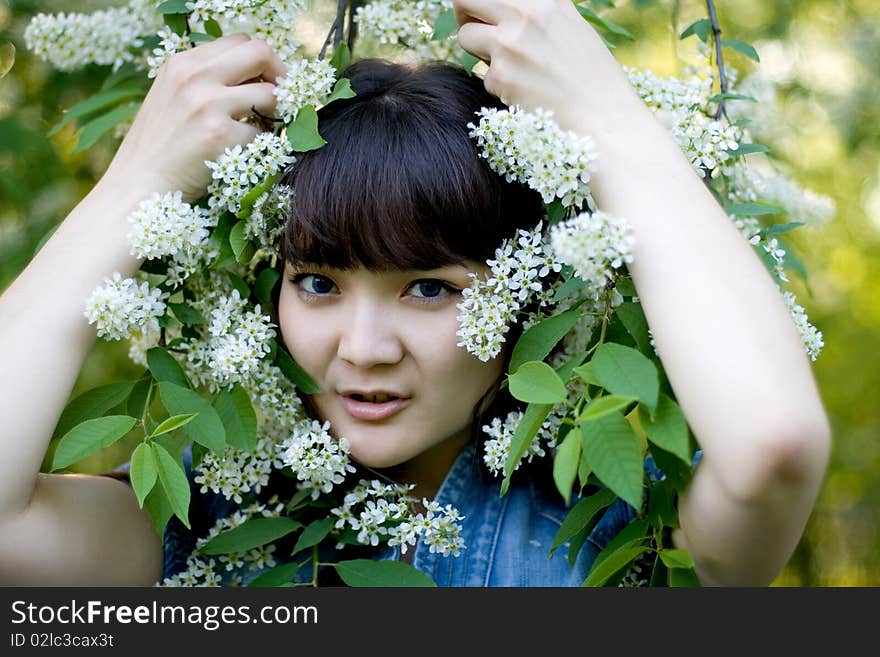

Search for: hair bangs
xmin=279 ymin=59 xmax=545 ymax=272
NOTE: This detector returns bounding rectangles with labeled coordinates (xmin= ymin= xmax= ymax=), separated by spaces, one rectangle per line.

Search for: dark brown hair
xmin=276 ymin=58 xmax=547 ymax=446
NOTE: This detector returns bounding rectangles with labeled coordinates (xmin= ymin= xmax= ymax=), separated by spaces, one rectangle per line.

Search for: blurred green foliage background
xmin=1 ymin=0 xmax=877 ymax=585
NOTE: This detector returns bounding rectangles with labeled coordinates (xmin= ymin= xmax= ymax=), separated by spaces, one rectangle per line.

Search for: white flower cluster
xmin=186 ymin=0 xmax=307 ymax=64
xmin=761 ymin=173 xmax=836 ymax=226
xmin=671 ymin=112 xmax=743 ymax=178
xmin=354 ymin=0 xmax=451 ymax=46
xmin=206 ymin=132 xmax=295 ymax=216
xmin=276 ymin=419 xmax=357 ymax=499
xmin=331 ymin=479 xmax=465 ymax=556
xmin=456 ymin=222 xmax=563 ymax=361
xmin=244 ymin=183 xmax=291 ymax=258
xmin=735 ymin=216 xmax=788 ymax=284
xmin=625 ymin=66 xmax=713 ymax=117
xmin=127 ymin=191 xmax=212 ymax=262
xmin=482 ymin=408 xmax=566 ymax=477
xmin=178 ymin=289 xmax=275 ymax=392
xmin=468 ymin=106 xmax=599 ymax=209
xmin=549 ymin=211 xmax=635 ymax=295
xmin=194 ymin=433 xmax=277 ymax=504
xmin=273 ymin=58 xmax=337 ymax=124
xmin=84 ymin=272 xmax=167 ymax=341
xmin=159 ymin=495 xmax=285 ymax=587
xmin=783 ymin=291 xmax=824 ymax=362
xmin=23 ymin=0 xmax=161 ymax=72
xmin=146 ymin=26 xmax=193 ymax=79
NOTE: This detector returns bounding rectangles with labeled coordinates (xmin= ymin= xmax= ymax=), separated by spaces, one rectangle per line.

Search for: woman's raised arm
xmin=454 ymin=0 xmax=832 ymax=585
xmin=0 ymin=34 xmax=286 ymax=584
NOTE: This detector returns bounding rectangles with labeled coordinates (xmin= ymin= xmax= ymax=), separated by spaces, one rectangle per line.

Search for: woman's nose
xmin=336 ymin=299 xmax=404 ymax=368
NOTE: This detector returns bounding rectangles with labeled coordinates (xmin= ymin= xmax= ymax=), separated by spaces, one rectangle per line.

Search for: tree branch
xmin=706 ymin=0 xmax=729 ymax=120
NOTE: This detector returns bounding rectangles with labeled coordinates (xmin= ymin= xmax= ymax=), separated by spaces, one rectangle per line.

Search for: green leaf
xmin=157 ymin=0 xmax=190 ymax=13
xmin=679 ymin=18 xmax=712 ymax=43
xmin=758 ymin=222 xmax=805 ymax=238
xmin=550 ymin=275 xmax=587 ymax=304
xmin=458 ymin=50 xmax=480 ymax=73
xmin=508 ymin=361 xmax=568 ymax=404
xmin=149 ymin=413 xmax=198 ymax=438
xmin=591 ymin=343 xmax=659 ymax=413
xmin=648 ymin=479 xmax=679 ymax=529
xmin=247 ymin=562 xmax=303 ymax=587
xmin=227 ymin=271 xmax=250 ymax=299
xmin=573 ymin=362 xmax=601 ymax=386
xmin=150 ymin=442 xmax=191 ymax=529
xmin=575 ymin=5 xmax=635 ymax=40
xmin=659 ymin=548 xmax=695 ymax=569
xmin=724 ymin=202 xmax=784 ymax=217
xmin=72 ymin=102 xmax=140 ymax=153
xmin=640 ymin=393 xmax=690 ymax=464
xmin=649 ymin=443 xmax=695 ymax=494
xmin=127 ymin=377 xmax=152 ymax=419
xmin=147 ymin=347 xmax=191 ymax=389
xmin=553 ymin=431 xmax=581 ymax=505
xmin=286 ymin=105 xmax=326 ymax=152
xmin=51 ymin=415 xmax=137 ymax=470
xmin=615 ymin=302 xmax=651 ymax=354
xmin=584 ymin=518 xmax=651 ymax=584
xmin=578 ymin=448 xmax=592 ymax=493
xmin=583 ymin=546 xmax=651 ymax=587
xmin=49 ymin=87 xmax=145 ymax=137
xmin=708 ymin=92 xmax=757 ymax=105
xmin=213 ymin=384 xmax=257 ymax=452
xmin=204 ymin=18 xmax=223 ymax=38
xmin=158 ymin=382 xmax=226 ymax=454
xmin=0 ymin=41 xmax=15 ymax=78
xmin=229 ymin=220 xmax=255 ymax=263
xmin=732 ymin=143 xmax=770 ymax=156
xmin=143 ymin=477 xmax=174 ymax=536
xmin=669 ymin=566 xmax=701 ymax=587
xmin=236 ymin=172 xmax=280 ymax=220
xmin=291 ymin=518 xmax=334 ymax=556
xmin=721 ymin=38 xmax=760 ymax=62
xmin=255 ymin=268 xmax=280 ymax=309
xmin=580 ymin=412 xmax=644 ymax=510
xmin=615 ymin=277 xmax=638 ymax=297
xmin=334 ymin=560 xmax=437 ymax=587
xmin=501 ymin=403 xmax=553 ymax=493
xmin=323 ymin=77 xmax=356 ymax=106
xmin=579 ymin=394 xmax=637 ymax=422
xmin=275 ymin=344 xmax=321 ymax=393
xmin=209 ymin=211 xmax=237 ymax=269
xmin=650 ymin=552 xmax=669 ymax=587
xmin=329 ymin=42 xmax=351 ymax=77
xmin=509 ymin=303 xmax=584 ymax=374
xmin=130 ymin=442 xmax=157 ymax=508
xmin=53 ymin=381 xmax=136 ymax=439
xmin=549 ymin=488 xmax=616 ymax=558
xmin=433 ymin=9 xmax=458 ymax=40
xmin=200 ymin=517 xmax=302 ymax=555
xmin=168 ymin=301 xmax=206 ymax=326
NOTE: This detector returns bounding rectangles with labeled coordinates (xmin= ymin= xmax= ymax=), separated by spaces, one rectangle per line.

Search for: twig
xmin=319 ymin=0 xmax=350 ymax=59
xmin=705 ymin=0 xmax=729 ymax=120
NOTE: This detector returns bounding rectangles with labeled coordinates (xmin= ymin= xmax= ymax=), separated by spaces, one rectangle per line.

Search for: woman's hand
xmin=454 ymin=0 xmax=639 ymax=135
xmin=105 ymin=33 xmax=287 ymax=202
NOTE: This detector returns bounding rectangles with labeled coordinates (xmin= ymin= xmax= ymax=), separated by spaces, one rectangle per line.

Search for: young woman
xmin=0 ymin=0 xmax=831 ymax=586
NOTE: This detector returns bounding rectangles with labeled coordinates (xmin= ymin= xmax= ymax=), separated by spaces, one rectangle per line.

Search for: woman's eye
xmin=408 ymin=279 xmax=458 ymax=302
xmin=291 ymin=273 xmax=337 ymax=296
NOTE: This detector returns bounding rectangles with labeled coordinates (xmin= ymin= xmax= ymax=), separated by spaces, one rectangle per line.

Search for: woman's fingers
xmin=456 ymin=20 xmax=496 ymax=64
xmin=207 ymin=37 xmax=288 ymax=86
xmin=222 ymin=82 xmax=279 ymax=120
xmin=452 ymin=0 xmax=506 ymax=28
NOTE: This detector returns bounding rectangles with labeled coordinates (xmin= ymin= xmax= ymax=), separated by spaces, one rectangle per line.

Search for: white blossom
xmin=276 ymin=419 xmax=357 ymax=498
xmin=84 ymin=273 xmax=167 ymax=341
xmin=549 ymin=211 xmax=635 ymax=293
xmin=469 ymin=105 xmax=598 ymax=209
xmin=783 ymin=290 xmax=824 ymax=361
xmin=273 ymin=59 xmax=337 ymax=124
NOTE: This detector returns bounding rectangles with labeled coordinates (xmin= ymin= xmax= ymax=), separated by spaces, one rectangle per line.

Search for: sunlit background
xmin=1 ymin=0 xmax=877 ymax=586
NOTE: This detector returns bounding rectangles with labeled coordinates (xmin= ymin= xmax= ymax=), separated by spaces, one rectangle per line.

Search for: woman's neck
xmin=377 ymin=429 xmax=471 ymax=501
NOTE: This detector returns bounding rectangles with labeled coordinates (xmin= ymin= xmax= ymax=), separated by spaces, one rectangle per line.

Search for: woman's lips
xmin=341 ymin=395 xmax=410 ymax=421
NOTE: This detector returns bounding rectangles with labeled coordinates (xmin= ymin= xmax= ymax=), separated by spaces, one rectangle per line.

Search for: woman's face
xmin=277 ymin=260 xmax=504 ymax=484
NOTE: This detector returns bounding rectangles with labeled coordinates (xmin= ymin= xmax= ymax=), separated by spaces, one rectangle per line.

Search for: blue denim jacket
xmin=161 ymin=441 xmax=644 ymax=587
